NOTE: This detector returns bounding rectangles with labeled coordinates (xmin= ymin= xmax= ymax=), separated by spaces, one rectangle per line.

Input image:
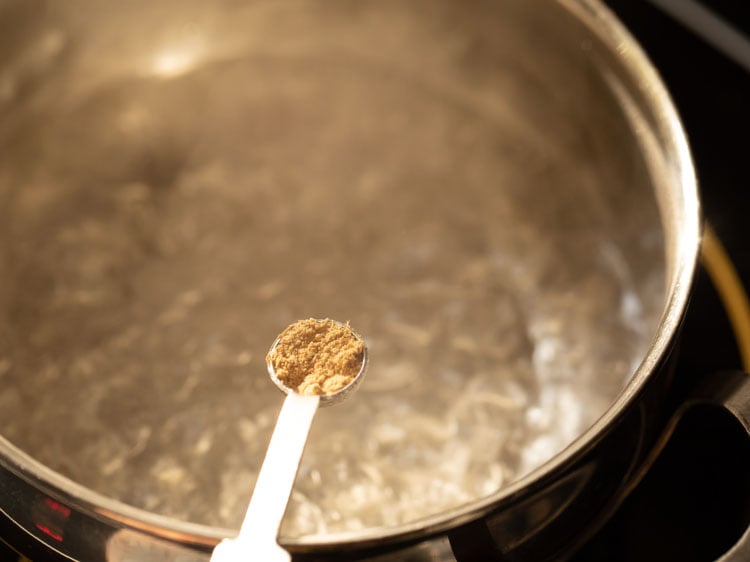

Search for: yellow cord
xmin=701 ymin=223 xmax=750 ymax=372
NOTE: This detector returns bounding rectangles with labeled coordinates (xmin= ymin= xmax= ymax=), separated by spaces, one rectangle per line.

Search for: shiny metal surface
xmin=0 ymin=0 xmax=699 ymax=560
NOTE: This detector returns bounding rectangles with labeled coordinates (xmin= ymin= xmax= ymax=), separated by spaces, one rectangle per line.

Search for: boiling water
xmin=0 ymin=2 xmax=665 ymax=538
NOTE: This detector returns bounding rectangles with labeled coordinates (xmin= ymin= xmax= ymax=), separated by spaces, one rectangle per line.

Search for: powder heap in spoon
xmin=267 ymin=318 xmax=365 ymax=396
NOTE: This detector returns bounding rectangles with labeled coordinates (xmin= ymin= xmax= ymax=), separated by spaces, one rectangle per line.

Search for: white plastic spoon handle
xmin=211 ymin=392 xmax=320 ymax=561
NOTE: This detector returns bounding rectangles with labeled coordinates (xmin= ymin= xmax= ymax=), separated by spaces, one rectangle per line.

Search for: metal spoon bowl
xmin=266 ymin=319 xmax=369 ymax=407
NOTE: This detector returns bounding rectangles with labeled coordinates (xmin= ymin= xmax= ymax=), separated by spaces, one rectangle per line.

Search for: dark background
xmin=575 ymin=1 xmax=750 ymax=560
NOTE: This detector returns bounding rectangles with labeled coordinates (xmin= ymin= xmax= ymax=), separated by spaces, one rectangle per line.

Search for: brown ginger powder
xmin=267 ymin=318 xmax=365 ymax=396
